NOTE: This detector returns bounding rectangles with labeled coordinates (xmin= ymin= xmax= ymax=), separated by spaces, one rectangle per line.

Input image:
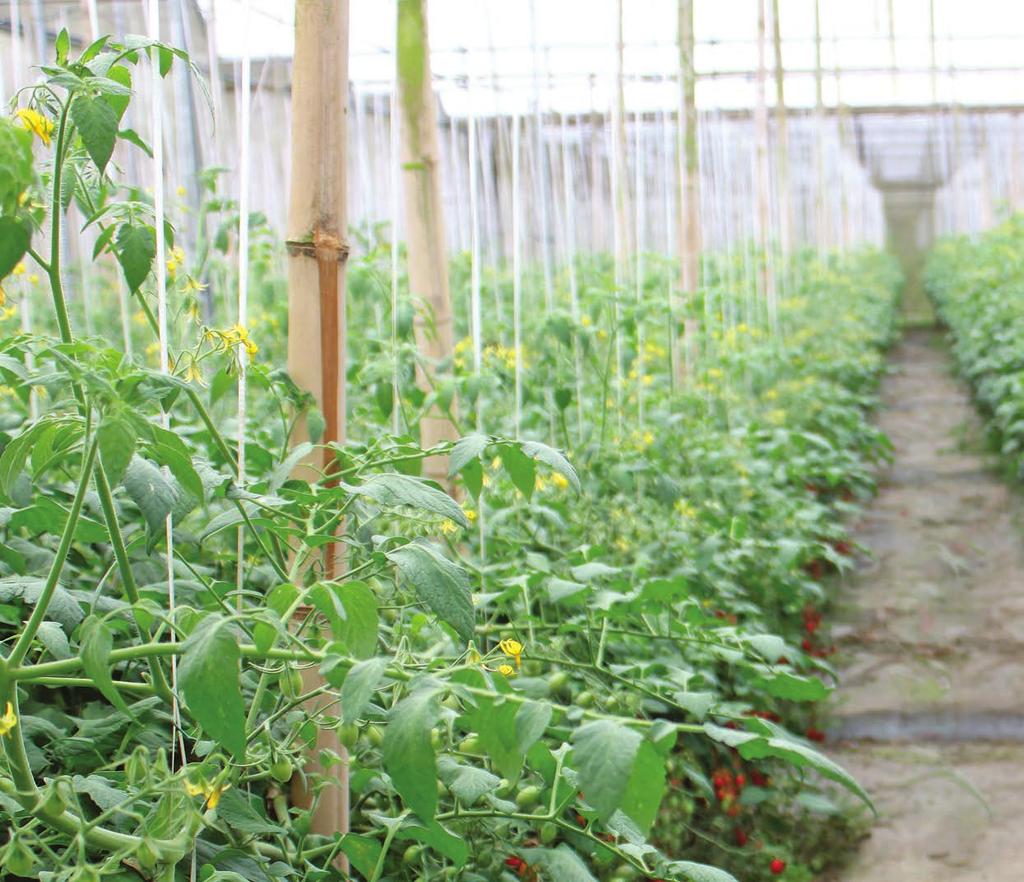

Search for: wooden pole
xmin=771 ymin=0 xmax=791 ymax=255
xmin=677 ymin=0 xmax=700 ymax=374
xmin=755 ymin=0 xmax=775 ymax=326
xmin=813 ymin=0 xmax=829 ymax=250
xmin=397 ymin=0 xmax=457 ymax=488
xmin=285 ymin=0 xmax=350 ymax=851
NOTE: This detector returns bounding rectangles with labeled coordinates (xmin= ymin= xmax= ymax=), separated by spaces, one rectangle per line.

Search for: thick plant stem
xmin=8 ymin=435 xmax=98 ymax=668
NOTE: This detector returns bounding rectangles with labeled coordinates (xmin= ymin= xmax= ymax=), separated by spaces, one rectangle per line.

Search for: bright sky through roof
xmin=204 ymin=0 xmax=1024 ymax=113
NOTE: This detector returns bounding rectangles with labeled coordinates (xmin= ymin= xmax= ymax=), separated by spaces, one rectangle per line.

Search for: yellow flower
xmin=0 ymin=287 xmax=5 ymax=307
xmin=642 ymin=430 xmax=655 ymax=447
xmin=184 ymin=777 xmax=229 ymax=809
xmin=464 ymin=508 xmax=477 ymax=523
xmin=550 ymin=472 xmax=569 ymax=490
xmin=176 ymin=185 xmax=187 ymax=197
xmin=185 ymin=276 xmax=207 ymax=293
xmin=534 ymin=474 xmax=547 ymax=492
xmin=28 ymin=274 xmax=39 ymax=286
xmin=171 ymin=246 xmax=185 ymax=264
xmin=440 ymin=518 xmax=459 ymax=535
xmin=497 ymin=663 xmax=516 ymax=678
xmin=498 ymin=638 xmax=523 ymax=670
xmin=642 ymin=374 xmax=653 ymax=386
xmin=581 ymin=315 xmax=592 ymax=327
xmin=133 ymin=309 xmax=148 ymax=326
xmin=166 ymin=258 xmax=177 ymax=276
xmin=245 ymin=339 xmax=258 ymax=357
xmin=183 ymin=362 xmax=205 ymax=386
xmin=15 ymin=108 xmax=54 ymax=147
xmin=0 ymin=702 xmax=17 ymax=736
xmin=12 ymin=262 xmax=26 ymax=276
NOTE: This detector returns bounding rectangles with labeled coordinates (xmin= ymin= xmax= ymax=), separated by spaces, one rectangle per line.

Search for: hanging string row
xmin=236 ymin=0 xmax=252 ymax=602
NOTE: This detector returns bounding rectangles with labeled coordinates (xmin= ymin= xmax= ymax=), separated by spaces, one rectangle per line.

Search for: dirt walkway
xmin=827 ymin=325 xmax=1024 ymax=881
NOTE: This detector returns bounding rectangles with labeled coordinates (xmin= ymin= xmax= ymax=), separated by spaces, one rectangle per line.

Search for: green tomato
xmin=576 ymin=690 xmax=595 ymax=708
xmin=459 ymin=735 xmax=481 ymax=754
xmin=495 ymin=777 xmax=514 ymax=797
xmin=515 ymin=785 xmax=542 ymax=810
xmin=430 ymin=727 xmax=442 ymax=750
xmin=338 ymin=723 xmax=360 ymax=749
xmin=365 ymin=724 xmax=384 ymax=747
xmin=402 ymin=844 xmax=424 ymax=864
xmin=539 ymin=822 xmax=558 ymax=844
xmin=270 ymin=758 xmax=294 ymax=783
xmin=282 ymin=668 xmax=304 ymax=698
xmin=38 ymin=784 xmax=66 ymax=820
xmin=547 ymin=671 xmax=570 ymax=693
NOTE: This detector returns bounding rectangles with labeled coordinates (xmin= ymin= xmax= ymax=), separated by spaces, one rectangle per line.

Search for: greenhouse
xmin=0 ymin=0 xmax=1022 ymax=879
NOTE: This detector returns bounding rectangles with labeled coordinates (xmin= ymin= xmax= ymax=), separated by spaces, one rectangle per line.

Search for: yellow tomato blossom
xmin=464 ymin=508 xmax=477 ymax=523
xmin=28 ymin=274 xmax=38 ymax=286
xmin=550 ymin=471 xmax=569 ymax=490
xmin=440 ymin=518 xmax=459 ymax=536
xmin=497 ymin=664 xmax=516 ymax=678
xmin=0 ymin=702 xmax=17 ymax=736
xmin=498 ymin=638 xmax=523 ymax=670
xmin=15 ymin=108 xmax=54 ymax=146
xmin=184 ymin=778 xmax=229 ymax=809
xmin=12 ymin=263 xmax=26 ymax=276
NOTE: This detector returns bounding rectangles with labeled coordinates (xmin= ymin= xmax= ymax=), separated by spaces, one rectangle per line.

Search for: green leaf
xmin=0 ymin=420 xmax=51 ymax=500
xmin=619 ymin=740 xmax=668 ymax=834
xmin=664 ymin=860 xmax=740 ymax=882
xmin=396 ymin=819 xmax=470 ymax=867
xmin=499 ymin=444 xmax=536 ymax=499
xmin=104 ymin=65 xmax=132 ymax=120
xmin=464 ymin=696 xmax=521 ymax=779
xmin=80 ymin=616 xmax=131 ymax=715
xmin=0 ymin=216 xmax=31 ymax=280
xmin=438 ymin=757 xmax=501 ymax=805
xmin=55 ymin=28 xmax=70 ymax=64
xmin=339 ymin=833 xmax=382 ymax=879
xmin=70 ymin=94 xmax=118 ymax=174
xmin=571 ymin=720 xmax=643 ymax=821
xmin=179 ymin=614 xmax=247 ymax=760
xmin=0 ymin=118 xmax=34 ymax=214
xmin=215 ymin=789 xmax=281 ymax=835
xmin=122 ymin=455 xmax=182 ymax=533
xmin=520 ymin=440 xmax=581 ymax=492
xmin=448 ymin=433 xmax=489 ymax=475
xmin=382 ymin=686 xmax=441 ymax=820
xmin=385 ymin=540 xmax=475 ymax=643
xmin=97 ymin=414 xmax=136 ymax=487
xmin=745 ymin=633 xmax=788 ymax=663
xmin=345 ymin=473 xmax=467 ymax=527
xmin=339 ymin=656 xmax=389 ymax=724
xmin=754 ymin=671 xmax=832 ymax=702
xmin=739 ymin=735 xmax=874 ymax=811
xmin=520 ymin=845 xmax=598 ymax=882
xmin=0 ymin=577 xmax=82 ymax=631
xmin=115 ymin=223 xmax=155 ymax=292
xmin=37 ymin=621 xmax=71 ymax=659
xmin=117 ymin=127 xmax=152 ymax=157
xmin=514 ymin=700 xmax=552 ymax=754
xmin=308 ymin=580 xmax=378 ymax=658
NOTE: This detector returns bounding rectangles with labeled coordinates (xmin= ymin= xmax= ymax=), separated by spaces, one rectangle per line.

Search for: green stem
xmin=8 ymin=434 xmax=98 ymax=668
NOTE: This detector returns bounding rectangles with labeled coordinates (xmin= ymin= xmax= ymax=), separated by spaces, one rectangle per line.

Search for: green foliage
xmin=0 ymin=29 xmax=902 ymax=882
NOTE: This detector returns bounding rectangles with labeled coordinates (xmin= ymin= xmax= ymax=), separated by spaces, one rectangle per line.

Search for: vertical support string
xmin=146 ymin=0 xmax=184 ymax=770
xmin=511 ymin=111 xmax=522 ymax=439
xmin=235 ymin=0 xmax=252 ymax=603
xmin=390 ymin=35 xmax=401 ymax=436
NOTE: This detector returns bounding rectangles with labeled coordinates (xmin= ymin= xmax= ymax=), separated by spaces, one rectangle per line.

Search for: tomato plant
xmin=0 ymin=31 xmax=899 ymax=882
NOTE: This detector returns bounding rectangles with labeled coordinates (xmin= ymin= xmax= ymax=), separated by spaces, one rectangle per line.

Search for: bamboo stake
xmin=755 ymin=0 xmax=776 ymax=329
xmin=677 ymin=0 xmax=700 ymax=375
xmin=285 ymin=0 xmax=351 ymax=850
xmin=397 ymin=0 xmax=457 ymax=488
xmin=771 ymin=0 xmax=791 ymax=257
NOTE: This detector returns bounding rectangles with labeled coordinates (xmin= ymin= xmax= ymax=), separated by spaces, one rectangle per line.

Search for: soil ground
xmin=826 ymin=305 xmax=1024 ymax=880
